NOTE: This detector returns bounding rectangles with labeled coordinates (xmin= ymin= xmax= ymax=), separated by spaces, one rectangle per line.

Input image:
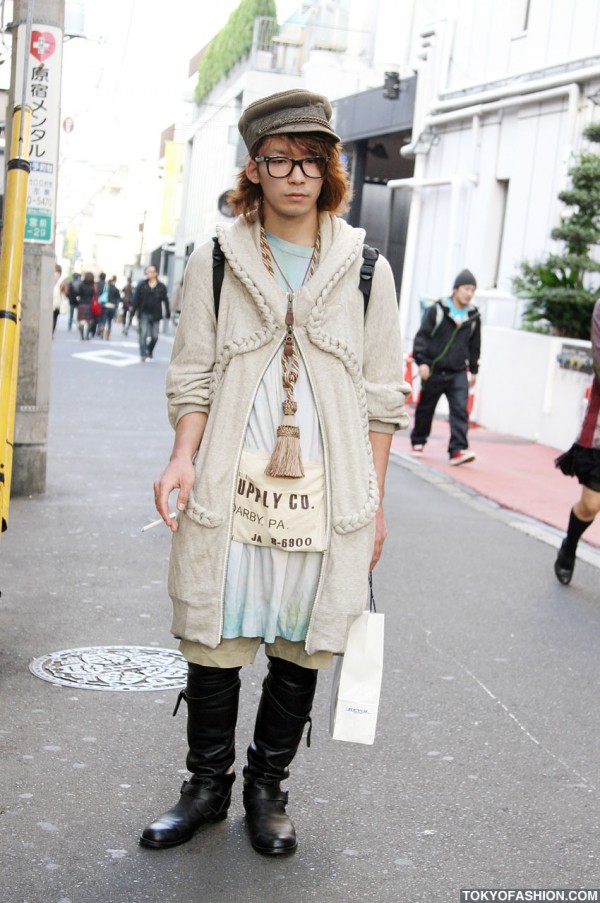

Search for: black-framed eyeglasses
xmin=254 ymin=155 xmax=328 ymax=179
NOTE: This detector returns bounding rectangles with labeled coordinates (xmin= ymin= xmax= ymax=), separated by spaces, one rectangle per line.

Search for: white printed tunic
xmin=223 ymin=233 xmax=323 ymax=643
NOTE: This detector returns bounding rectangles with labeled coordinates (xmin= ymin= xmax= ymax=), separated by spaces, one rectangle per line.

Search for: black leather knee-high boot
xmin=140 ymin=663 xmax=241 ymax=849
xmin=243 ymin=656 xmax=318 ymax=856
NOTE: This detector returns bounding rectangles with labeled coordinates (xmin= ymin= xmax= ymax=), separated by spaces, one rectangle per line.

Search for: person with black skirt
xmin=554 ymin=298 xmax=600 ymax=584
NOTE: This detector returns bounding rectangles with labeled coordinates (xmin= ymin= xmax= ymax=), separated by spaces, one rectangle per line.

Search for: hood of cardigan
xmin=214 ymin=214 xmax=367 ymax=328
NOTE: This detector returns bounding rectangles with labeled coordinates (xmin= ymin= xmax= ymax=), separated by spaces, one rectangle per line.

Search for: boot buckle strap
xmin=244 ymin=784 xmax=289 ymax=804
xmin=263 ymin=683 xmax=313 ymax=747
xmin=172 ymin=689 xmax=187 ymax=717
xmin=305 ymin=715 xmax=312 ymax=748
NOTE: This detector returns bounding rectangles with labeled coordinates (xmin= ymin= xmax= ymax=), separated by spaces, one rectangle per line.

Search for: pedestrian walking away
xmin=121 ymin=276 xmax=134 ymax=334
xmin=98 ymin=275 xmax=120 ymax=340
xmin=554 ymin=298 xmax=600 ymax=584
xmin=140 ymin=88 xmax=411 ymax=857
xmin=410 ymin=268 xmax=481 ymax=464
xmin=90 ymin=272 xmax=106 ymax=338
xmin=75 ymin=272 xmax=96 ymax=341
xmin=131 ymin=265 xmax=169 ymax=360
xmin=66 ymin=272 xmax=81 ymax=331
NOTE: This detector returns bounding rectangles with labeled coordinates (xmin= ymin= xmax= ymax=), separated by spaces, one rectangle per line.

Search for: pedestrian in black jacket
xmin=410 ymin=269 xmax=481 ymax=465
xmin=67 ymin=273 xmax=81 ymax=331
xmin=131 ymin=265 xmax=170 ymax=361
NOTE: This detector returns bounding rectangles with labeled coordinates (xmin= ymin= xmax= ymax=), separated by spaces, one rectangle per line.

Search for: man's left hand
xmin=370 ymin=504 xmax=387 ymax=571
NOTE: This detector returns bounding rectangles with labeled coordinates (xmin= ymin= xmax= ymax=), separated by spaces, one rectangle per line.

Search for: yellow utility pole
xmin=0 ymin=106 xmax=32 ymax=533
xmin=6 ymin=0 xmax=65 ymax=500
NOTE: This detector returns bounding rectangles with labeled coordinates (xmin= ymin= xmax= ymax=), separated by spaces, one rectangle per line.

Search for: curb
xmin=390 ymin=448 xmax=600 ymax=571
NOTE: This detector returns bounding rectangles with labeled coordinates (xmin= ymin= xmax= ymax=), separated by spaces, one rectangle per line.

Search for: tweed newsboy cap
xmin=238 ymin=88 xmax=341 ymax=152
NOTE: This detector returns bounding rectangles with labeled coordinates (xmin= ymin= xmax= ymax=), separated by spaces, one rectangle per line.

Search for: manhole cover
xmin=29 ymin=646 xmax=187 ymax=692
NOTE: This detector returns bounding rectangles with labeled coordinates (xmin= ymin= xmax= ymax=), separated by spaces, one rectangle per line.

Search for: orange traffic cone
xmin=404 ymin=353 xmax=414 ymax=405
xmin=467 ymin=381 xmax=478 ymax=427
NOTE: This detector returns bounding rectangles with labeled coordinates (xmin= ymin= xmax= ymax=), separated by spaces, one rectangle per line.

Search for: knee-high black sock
xmin=563 ymin=508 xmax=594 ymax=555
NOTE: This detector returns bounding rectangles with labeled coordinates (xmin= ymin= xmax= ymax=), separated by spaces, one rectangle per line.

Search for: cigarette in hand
xmin=141 ymin=512 xmax=177 ymax=532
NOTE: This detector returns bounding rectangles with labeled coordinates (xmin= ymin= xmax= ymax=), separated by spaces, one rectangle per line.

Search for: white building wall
xmin=401 ymin=0 xmax=600 ymax=342
xmin=474 ymin=326 xmax=593 ymax=449
xmin=395 ymin=0 xmax=600 ymax=442
xmin=443 ymin=0 xmax=600 ymax=89
xmin=408 ymin=95 xmax=573 ymax=329
xmin=181 ymin=102 xmax=238 ymax=247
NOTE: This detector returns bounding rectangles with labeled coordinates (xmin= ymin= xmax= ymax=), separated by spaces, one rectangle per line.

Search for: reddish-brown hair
xmin=228 ymin=134 xmax=351 ymax=222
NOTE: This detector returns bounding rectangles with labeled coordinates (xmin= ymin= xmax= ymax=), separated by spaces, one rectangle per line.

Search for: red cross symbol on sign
xmin=30 ymin=30 xmax=56 ymax=62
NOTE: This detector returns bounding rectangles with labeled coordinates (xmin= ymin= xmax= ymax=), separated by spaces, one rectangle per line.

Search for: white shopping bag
xmin=329 ymin=576 xmax=384 ymax=745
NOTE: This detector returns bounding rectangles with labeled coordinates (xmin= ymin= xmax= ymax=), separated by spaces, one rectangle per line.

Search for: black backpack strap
xmin=212 ymin=236 xmax=225 ymax=320
xmin=359 ymin=244 xmax=379 ymax=317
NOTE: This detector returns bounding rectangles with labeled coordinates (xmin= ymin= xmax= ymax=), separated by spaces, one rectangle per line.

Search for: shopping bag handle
xmin=368 ymin=571 xmax=376 ymax=613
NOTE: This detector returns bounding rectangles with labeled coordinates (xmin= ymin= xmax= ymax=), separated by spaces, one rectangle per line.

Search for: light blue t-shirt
xmin=446 ymin=296 xmax=468 ymax=325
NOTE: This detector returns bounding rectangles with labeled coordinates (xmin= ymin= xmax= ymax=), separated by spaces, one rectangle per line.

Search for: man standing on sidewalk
xmin=140 ymin=88 xmax=409 ymax=858
xmin=131 ymin=264 xmax=170 ymax=361
xmin=410 ymin=268 xmax=481 ymax=465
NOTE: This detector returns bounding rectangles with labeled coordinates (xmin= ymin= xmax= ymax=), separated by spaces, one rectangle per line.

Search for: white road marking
xmin=72 ymin=349 xmax=140 ymax=367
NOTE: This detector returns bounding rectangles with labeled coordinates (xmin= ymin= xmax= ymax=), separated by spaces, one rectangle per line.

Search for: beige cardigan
xmin=166 ymin=213 xmax=410 ymax=654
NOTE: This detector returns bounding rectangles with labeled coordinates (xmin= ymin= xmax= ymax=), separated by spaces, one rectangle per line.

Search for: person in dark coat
xmin=89 ymin=272 xmax=106 ymax=338
xmin=410 ymin=268 xmax=481 ymax=465
xmin=121 ymin=276 xmax=134 ymax=335
xmin=131 ymin=265 xmax=169 ymax=361
xmin=76 ymin=272 xmax=96 ymax=341
xmin=67 ymin=273 xmax=82 ymax=331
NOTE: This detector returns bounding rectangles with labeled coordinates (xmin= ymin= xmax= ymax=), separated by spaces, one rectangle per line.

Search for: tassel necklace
xmin=260 ymin=225 xmax=320 ymax=478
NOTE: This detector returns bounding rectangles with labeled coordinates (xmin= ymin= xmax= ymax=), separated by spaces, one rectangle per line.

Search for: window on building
xmin=494 ymin=179 xmax=509 ymax=288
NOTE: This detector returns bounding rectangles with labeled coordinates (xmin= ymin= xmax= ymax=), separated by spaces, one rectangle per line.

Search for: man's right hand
xmin=153 ymin=455 xmax=195 ymax=532
xmin=418 ymin=363 xmax=431 ymax=382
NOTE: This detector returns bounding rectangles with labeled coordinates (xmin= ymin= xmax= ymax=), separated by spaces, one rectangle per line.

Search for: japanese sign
xmin=14 ymin=25 xmax=63 ymax=244
xmin=557 ymin=343 xmax=594 ymax=374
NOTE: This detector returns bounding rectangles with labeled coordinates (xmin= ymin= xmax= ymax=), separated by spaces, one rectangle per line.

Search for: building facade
xmin=168 ymin=0 xmax=417 ymax=288
xmin=398 ymin=0 xmax=600 ymax=342
xmin=164 ymin=0 xmax=600 ymax=448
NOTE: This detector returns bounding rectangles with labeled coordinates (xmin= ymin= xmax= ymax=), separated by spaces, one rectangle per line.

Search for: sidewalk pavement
xmin=1 ymin=327 xmax=599 ymax=902
xmin=391 ymin=408 xmax=600 ymax=552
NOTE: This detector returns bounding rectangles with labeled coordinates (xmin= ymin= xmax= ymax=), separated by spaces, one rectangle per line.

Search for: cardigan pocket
xmin=332 ymin=497 xmax=378 ymax=534
xmin=331 ymin=452 xmax=379 ymax=535
xmin=184 ymin=489 xmax=223 ymax=528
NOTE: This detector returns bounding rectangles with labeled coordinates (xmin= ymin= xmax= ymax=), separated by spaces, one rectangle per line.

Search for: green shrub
xmin=195 ymin=0 xmax=277 ymax=103
xmin=513 ymin=123 xmax=600 ymax=339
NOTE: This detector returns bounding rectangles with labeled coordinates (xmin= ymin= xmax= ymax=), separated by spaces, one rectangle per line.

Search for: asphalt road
xmin=1 ymin=325 xmax=598 ymax=903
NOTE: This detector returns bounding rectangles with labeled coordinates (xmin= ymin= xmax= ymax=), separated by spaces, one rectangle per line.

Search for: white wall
xmin=442 ymin=0 xmax=600 ymax=89
xmin=399 ymin=0 xmax=600 ymax=350
xmin=473 ymin=326 xmax=593 ymax=449
xmin=404 ymin=93 xmax=578 ymax=342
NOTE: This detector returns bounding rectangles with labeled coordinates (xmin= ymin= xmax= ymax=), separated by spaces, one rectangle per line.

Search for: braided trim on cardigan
xmin=209 ymin=327 xmax=273 ymax=402
xmin=208 ymin=237 xmax=279 ymax=400
xmin=306 ymin=257 xmax=379 ymax=534
xmin=184 ymin=489 xmax=223 ymax=528
xmin=216 ymin=233 xmax=279 ymax=333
